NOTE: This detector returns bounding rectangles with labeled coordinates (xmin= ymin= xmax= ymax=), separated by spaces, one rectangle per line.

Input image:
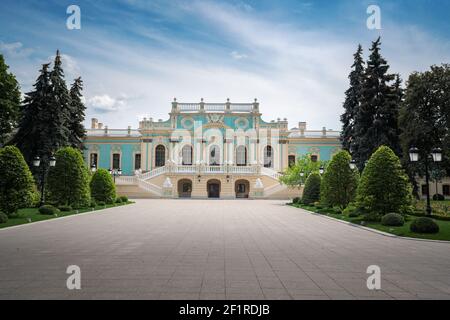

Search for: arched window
xmin=182 ymin=145 xmax=193 ymax=165
xmin=264 ymin=145 xmax=273 ymax=168
xmin=209 ymin=145 xmax=220 ymax=166
xmin=236 ymin=146 xmax=247 ymax=166
xmin=155 ymin=145 xmax=165 ymax=167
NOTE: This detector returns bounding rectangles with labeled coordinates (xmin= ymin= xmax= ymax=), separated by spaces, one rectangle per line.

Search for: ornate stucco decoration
xmin=207 ymin=113 xmax=224 ymax=124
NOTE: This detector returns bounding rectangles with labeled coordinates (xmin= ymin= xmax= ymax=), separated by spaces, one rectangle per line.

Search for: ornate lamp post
xmin=319 ymin=166 xmax=325 ymax=175
xmin=90 ymin=163 xmax=97 ymax=173
xmin=409 ymin=147 xmax=442 ymax=216
xmin=33 ymin=155 xmax=56 ymax=207
xmin=349 ymin=159 xmax=357 ymax=170
xmin=108 ymin=168 xmax=122 ymax=183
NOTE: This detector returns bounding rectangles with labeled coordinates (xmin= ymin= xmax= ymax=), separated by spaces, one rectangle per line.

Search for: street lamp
xmin=319 ymin=166 xmax=324 ymax=175
xmin=33 ymin=154 xmax=56 ymax=207
xmin=409 ymin=147 xmax=443 ymax=216
xmin=349 ymin=159 xmax=357 ymax=170
xmin=90 ymin=163 xmax=97 ymax=173
xmin=109 ymin=168 xmax=122 ymax=183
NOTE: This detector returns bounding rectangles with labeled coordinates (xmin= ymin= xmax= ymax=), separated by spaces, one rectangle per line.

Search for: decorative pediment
xmin=207 ymin=113 xmax=224 ymax=124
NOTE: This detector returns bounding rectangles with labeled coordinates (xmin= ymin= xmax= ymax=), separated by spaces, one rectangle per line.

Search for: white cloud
xmin=0 ymin=41 xmax=33 ymax=57
xmin=230 ymin=51 xmax=248 ymax=60
xmin=86 ymin=94 xmax=128 ymax=113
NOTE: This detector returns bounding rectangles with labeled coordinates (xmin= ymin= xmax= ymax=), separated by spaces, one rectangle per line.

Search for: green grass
xmin=291 ymin=203 xmax=450 ymax=241
xmin=0 ymin=201 xmax=134 ymax=229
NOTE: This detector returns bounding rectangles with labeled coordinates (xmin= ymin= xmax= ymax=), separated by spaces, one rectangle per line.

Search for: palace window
xmin=236 ymin=146 xmax=247 ymax=166
xmin=443 ymin=185 xmax=450 ymax=196
xmin=421 ymin=185 xmax=428 ymax=196
xmin=288 ymin=155 xmax=296 ymax=167
xmin=134 ymin=153 xmax=141 ymax=170
xmin=264 ymin=145 xmax=273 ymax=168
xmin=112 ymin=153 xmax=120 ymax=170
xmin=155 ymin=145 xmax=165 ymax=167
xmin=310 ymin=155 xmax=318 ymax=162
xmin=210 ymin=145 xmax=220 ymax=166
xmin=182 ymin=145 xmax=193 ymax=165
xmin=90 ymin=153 xmax=98 ymax=168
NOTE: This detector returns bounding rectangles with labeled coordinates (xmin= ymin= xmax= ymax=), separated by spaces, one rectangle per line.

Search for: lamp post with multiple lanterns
xmin=33 ymin=155 xmax=56 ymax=207
xmin=408 ymin=147 xmax=442 ymax=216
xmin=109 ymin=168 xmax=122 ymax=183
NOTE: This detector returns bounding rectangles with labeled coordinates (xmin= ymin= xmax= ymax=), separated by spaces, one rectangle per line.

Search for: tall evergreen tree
xmin=68 ymin=77 xmax=86 ymax=149
xmin=340 ymin=45 xmax=364 ymax=153
xmin=0 ymin=54 xmax=21 ymax=147
xmin=11 ymin=63 xmax=52 ymax=164
xmin=353 ymin=37 xmax=402 ymax=170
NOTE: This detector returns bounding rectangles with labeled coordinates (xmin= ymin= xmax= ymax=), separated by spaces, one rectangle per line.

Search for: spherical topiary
xmin=119 ymin=195 xmax=128 ymax=203
xmin=47 ymin=147 xmax=90 ymax=208
xmin=302 ymin=172 xmax=321 ymax=205
xmin=432 ymin=194 xmax=445 ymax=201
xmin=58 ymin=205 xmax=72 ymax=212
xmin=0 ymin=213 xmax=8 ymax=223
xmin=381 ymin=213 xmax=405 ymax=226
xmin=115 ymin=198 xmax=123 ymax=204
xmin=38 ymin=205 xmax=59 ymax=215
xmin=90 ymin=168 xmax=116 ymax=204
xmin=356 ymin=146 xmax=412 ymax=215
xmin=410 ymin=217 xmax=439 ymax=234
xmin=0 ymin=146 xmax=37 ymax=216
xmin=292 ymin=197 xmax=301 ymax=204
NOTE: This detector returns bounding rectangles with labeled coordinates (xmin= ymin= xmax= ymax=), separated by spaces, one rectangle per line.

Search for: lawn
xmin=0 ymin=202 xmax=133 ymax=229
xmin=292 ymin=203 xmax=450 ymax=241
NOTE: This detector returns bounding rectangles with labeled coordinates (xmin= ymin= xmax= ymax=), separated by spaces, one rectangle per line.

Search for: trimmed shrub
xmin=97 ymin=201 xmax=106 ymax=206
xmin=301 ymin=172 xmax=321 ymax=205
xmin=58 ymin=205 xmax=72 ymax=212
xmin=0 ymin=146 xmax=37 ymax=216
xmin=381 ymin=213 xmax=405 ymax=226
xmin=362 ymin=212 xmax=381 ymax=222
xmin=0 ymin=213 xmax=8 ymax=223
xmin=356 ymin=146 xmax=412 ymax=215
xmin=320 ymin=151 xmax=359 ymax=209
xmin=433 ymin=194 xmax=445 ymax=201
xmin=115 ymin=198 xmax=123 ymax=204
xmin=39 ymin=205 xmax=59 ymax=215
xmin=47 ymin=147 xmax=90 ymax=208
xmin=89 ymin=200 xmax=97 ymax=208
xmin=410 ymin=217 xmax=439 ymax=234
xmin=292 ymin=197 xmax=301 ymax=204
xmin=90 ymin=168 xmax=116 ymax=204
xmin=119 ymin=196 xmax=128 ymax=203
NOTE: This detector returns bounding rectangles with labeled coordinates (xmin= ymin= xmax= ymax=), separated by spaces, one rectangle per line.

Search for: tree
xmin=356 ymin=146 xmax=412 ymax=215
xmin=399 ymin=64 xmax=450 ymax=195
xmin=301 ymin=172 xmax=321 ymax=205
xmin=353 ymin=38 xmax=402 ymax=170
xmin=68 ymin=77 xmax=86 ymax=149
xmin=11 ymin=63 xmax=53 ymax=165
xmin=320 ymin=151 xmax=359 ymax=209
xmin=0 ymin=54 xmax=21 ymax=147
xmin=340 ymin=45 xmax=364 ymax=153
xmin=280 ymin=154 xmax=325 ymax=188
xmin=90 ymin=168 xmax=116 ymax=204
xmin=0 ymin=146 xmax=37 ymax=216
xmin=47 ymin=147 xmax=90 ymax=208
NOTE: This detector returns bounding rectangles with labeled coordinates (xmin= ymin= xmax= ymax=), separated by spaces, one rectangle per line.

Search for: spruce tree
xmin=11 ymin=63 xmax=53 ymax=164
xmin=340 ymin=45 xmax=364 ymax=153
xmin=68 ymin=77 xmax=86 ymax=149
xmin=0 ymin=54 xmax=21 ymax=147
xmin=353 ymin=37 xmax=401 ymax=170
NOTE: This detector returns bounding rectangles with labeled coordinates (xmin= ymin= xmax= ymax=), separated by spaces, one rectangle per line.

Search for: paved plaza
xmin=0 ymin=199 xmax=449 ymax=300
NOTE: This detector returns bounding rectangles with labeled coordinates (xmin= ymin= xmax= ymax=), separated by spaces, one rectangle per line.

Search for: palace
xmin=83 ymin=99 xmax=341 ymax=199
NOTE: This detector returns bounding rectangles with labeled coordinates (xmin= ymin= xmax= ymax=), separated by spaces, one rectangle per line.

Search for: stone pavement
xmin=0 ymin=199 xmax=449 ymax=300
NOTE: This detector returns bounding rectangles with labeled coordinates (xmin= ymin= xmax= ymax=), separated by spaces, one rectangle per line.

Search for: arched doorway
xmin=178 ymin=179 xmax=192 ymax=198
xmin=207 ymin=179 xmax=221 ymax=198
xmin=235 ymin=179 xmax=250 ymax=198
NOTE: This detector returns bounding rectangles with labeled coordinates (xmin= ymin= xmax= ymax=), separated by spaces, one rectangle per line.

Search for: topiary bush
xmin=320 ymin=151 xmax=359 ymax=209
xmin=38 ymin=205 xmax=59 ymax=215
xmin=89 ymin=200 xmax=97 ymax=208
xmin=90 ymin=168 xmax=116 ymax=204
xmin=381 ymin=213 xmax=405 ymax=226
xmin=47 ymin=147 xmax=90 ymax=208
xmin=356 ymin=146 xmax=412 ymax=215
xmin=362 ymin=212 xmax=381 ymax=222
xmin=115 ymin=198 xmax=123 ymax=204
xmin=292 ymin=197 xmax=301 ymax=204
xmin=410 ymin=217 xmax=439 ymax=234
xmin=433 ymin=194 xmax=445 ymax=201
xmin=58 ymin=205 xmax=72 ymax=212
xmin=0 ymin=213 xmax=8 ymax=223
xmin=0 ymin=146 xmax=38 ymax=216
xmin=119 ymin=195 xmax=128 ymax=203
xmin=301 ymin=172 xmax=321 ymax=205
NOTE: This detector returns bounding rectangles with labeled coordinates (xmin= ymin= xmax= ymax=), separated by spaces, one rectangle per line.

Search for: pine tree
xmin=0 ymin=54 xmax=21 ymax=147
xmin=353 ymin=37 xmax=402 ymax=170
xmin=340 ymin=45 xmax=364 ymax=153
xmin=11 ymin=63 xmax=53 ymax=164
xmin=68 ymin=77 xmax=86 ymax=149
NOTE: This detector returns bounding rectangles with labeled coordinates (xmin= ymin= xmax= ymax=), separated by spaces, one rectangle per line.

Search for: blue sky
xmin=1 ymin=0 xmax=449 ymax=130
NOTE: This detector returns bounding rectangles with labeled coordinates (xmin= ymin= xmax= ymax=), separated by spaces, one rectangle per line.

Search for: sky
xmin=0 ymin=0 xmax=449 ymax=131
